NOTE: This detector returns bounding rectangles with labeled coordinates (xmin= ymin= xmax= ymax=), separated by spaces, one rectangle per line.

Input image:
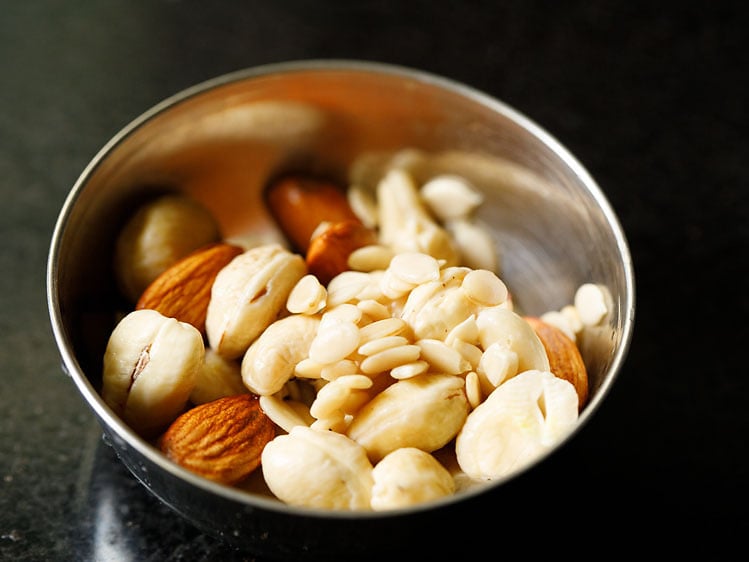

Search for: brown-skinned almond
xmin=264 ymin=174 xmax=363 ymax=254
xmin=159 ymin=393 xmax=275 ymax=486
xmin=306 ymin=219 xmax=379 ymax=285
xmin=136 ymin=242 xmax=243 ymax=334
xmin=524 ymin=316 xmax=589 ymax=410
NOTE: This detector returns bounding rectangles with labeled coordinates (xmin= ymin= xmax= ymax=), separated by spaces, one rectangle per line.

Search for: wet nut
xmin=346 ymin=374 xmax=469 ymax=463
xmin=286 ymin=274 xmax=327 ymax=315
xmin=190 ymin=348 xmax=248 ymax=406
xmin=205 ymin=244 xmax=306 ymax=359
xmin=241 ymin=314 xmax=321 ymax=396
xmin=455 ymin=369 xmax=579 ymax=481
xmin=574 ymin=282 xmax=611 ymax=326
xmin=160 ymin=394 xmax=275 ymax=486
xmin=136 ymin=242 xmax=244 ymax=334
xmin=261 ymin=426 xmax=375 ymax=510
xmin=102 ymin=309 xmax=204 ymax=436
xmin=377 ymin=168 xmax=460 ymax=266
xmin=371 ymin=447 xmax=455 ymax=510
xmin=475 ymin=307 xmax=550 ymax=373
xmin=419 ymin=174 xmax=483 ymax=222
xmin=114 ymin=193 xmax=221 ymax=302
xmin=524 ymin=316 xmax=589 ymax=409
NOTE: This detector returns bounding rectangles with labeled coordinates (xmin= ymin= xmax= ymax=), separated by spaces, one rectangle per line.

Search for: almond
xmin=136 ymin=242 xmax=243 ymax=334
xmin=524 ymin=316 xmax=589 ymax=410
xmin=306 ymin=220 xmax=378 ymax=285
xmin=265 ymin=174 xmax=362 ymax=253
xmin=159 ymin=393 xmax=275 ymax=485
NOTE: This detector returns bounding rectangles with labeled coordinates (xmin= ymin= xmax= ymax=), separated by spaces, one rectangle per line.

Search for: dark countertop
xmin=1 ymin=1 xmax=746 ymax=560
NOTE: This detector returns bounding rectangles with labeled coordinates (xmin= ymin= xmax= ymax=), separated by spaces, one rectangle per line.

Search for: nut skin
xmin=524 ymin=316 xmax=589 ymax=409
xmin=159 ymin=393 xmax=275 ymax=486
xmin=136 ymin=242 xmax=244 ymax=334
xmin=265 ymin=174 xmax=362 ymax=254
xmin=306 ymin=220 xmax=378 ymax=285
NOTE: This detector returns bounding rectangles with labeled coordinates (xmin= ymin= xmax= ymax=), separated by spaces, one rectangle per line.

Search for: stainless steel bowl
xmin=47 ymin=60 xmax=635 ymax=559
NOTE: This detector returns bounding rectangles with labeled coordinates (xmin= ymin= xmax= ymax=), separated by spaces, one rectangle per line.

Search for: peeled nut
xmin=160 ymin=393 xmax=275 ymax=485
xmin=455 ymin=369 xmax=579 ymax=481
xmin=524 ymin=316 xmax=589 ymax=409
xmin=377 ymin=168 xmax=460 ymax=266
xmin=114 ymin=193 xmax=221 ymax=302
xmin=190 ymin=348 xmax=248 ymax=406
xmin=371 ymin=447 xmax=455 ymax=511
xmin=261 ymin=426 xmax=374 ymax=510
xmin=102 ymin=309 xmax=204 ymax=436
xmin=205 ymin=244 xmax=306 ymax=359
xmin=241 ymin=314 xmax=321 ymax=396
xmin=136 ymin=242 xmax=244 ymax=334
xmin=346 ymin=374 xmax=469 ymax=462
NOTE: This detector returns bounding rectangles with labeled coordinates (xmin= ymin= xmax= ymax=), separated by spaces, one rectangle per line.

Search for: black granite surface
xmin=1 ymin=1 xmax=746 ymax=560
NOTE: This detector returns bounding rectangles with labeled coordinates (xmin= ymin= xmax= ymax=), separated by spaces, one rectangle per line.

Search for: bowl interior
xmin=48 ymin=61 xmax=634 ymax=518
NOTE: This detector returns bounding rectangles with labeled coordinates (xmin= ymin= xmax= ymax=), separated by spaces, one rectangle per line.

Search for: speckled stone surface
xmin=1 ymin=1 xmax=746 ymax=560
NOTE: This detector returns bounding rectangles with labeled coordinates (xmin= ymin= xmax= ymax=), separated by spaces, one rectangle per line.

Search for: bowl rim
xmin=46 ymin=58 xmax=636 ymax=520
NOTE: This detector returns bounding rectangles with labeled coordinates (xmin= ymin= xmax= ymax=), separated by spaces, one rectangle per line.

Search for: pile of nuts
xmin=101 ymin=157 xmax=611 ymax=511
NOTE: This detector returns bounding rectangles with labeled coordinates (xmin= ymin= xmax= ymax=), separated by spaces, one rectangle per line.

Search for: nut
xmin=136 ymin=242 xmax=244 ymax=334
xmin=264 ymin=174 xmax=363 ymax=253
xmin=371 ymin=447 xmax=455 ymax=510
xmin=524 ymin=316 xmax=589 ymax=409
xmin=241 ymin=314 xmax=321 ymax=396
xmin=205 ymin=244 xmax=306 ymax=359
xmin=261 ymin=426 xmax=374 ymax=510
xmin=306 ymin=219 xmax=378 ymax=285
xmin=101 ymin=309 xmax=204 ymax=437
xmin=346 ymin=374 xmax=469 ymax=463
xmin=159 ymin=393 xmax=275 ymax=486
xmin=114 ymin=193 xmax=222 ymax=302
xmin=455 ymin=369 xmax=579 ymax=481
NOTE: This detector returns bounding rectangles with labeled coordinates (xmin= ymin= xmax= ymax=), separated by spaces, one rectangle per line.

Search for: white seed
xmin=348 ymin=244 xmax=394 ymax=272
xmin=294 ymin=357 xmax=324 ymax=379
xmin=309 ymin=316 xmax=360 ymax=365
xmin=358 ymin=317 xmax=408 ymax=345
xmin=347 ymin=184 xmax=379 ymax=229
xmin=461 ymin=269 xmax=507 ymax=307
xmin=389 ymin=252 xmax=441 ymax=285
xmin=259 ymin=395 xmax=311 ymax=433
xmin=444 ymin=314 xmax=479 ymax=346
xmin=360 ymin=344 xmax=422 ymax=375
xmin=574 ymin=283 xmax=610 ymax=326
xmin=324 ymin=303 xmax=363 ymax=324
xmin=445 ymin=218 xmax=499 ymax=273
xmin=390 ymin=360 xmax=429 ymax=380
xmin=464 ymin=371 xmax=482 ymax=409
xmin=287 ymin=274 xmax=327 ymax=315
xmin=477 ymin=342 xmax=519 ymax=390
xmin=416 ymin=339 xmax=471 ymax=375
xmin=560 ymin=304 xmax=584 ymax=335
xmin=320 ymin=359 xmax=360 ymax=381
xmin=326 ymin=271 xmax=373 ymax=306
xmin=540 ymin=310 xmax=576 ymax=342
xmin=358 ymin=335 xmax=410 ymax=357
xmin=420 ymin=174 xmax=483 ymax=221
xmin=450 ymin=338 xmax=483 ymax=370
xmin=357 ymin=299 xmax=391 ymax=321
